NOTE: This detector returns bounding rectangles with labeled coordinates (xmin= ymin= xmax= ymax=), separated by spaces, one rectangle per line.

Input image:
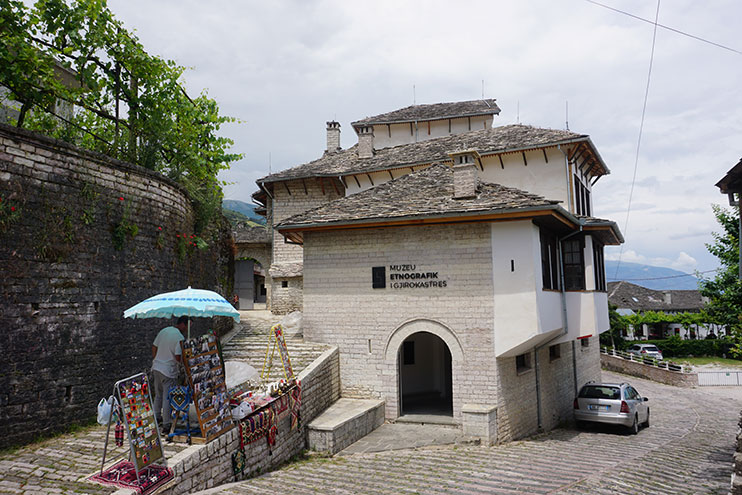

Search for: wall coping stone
xmin=0 ymin=122 xmax=189 ymax=199
xmin=462 ymin=404 xmax=497 ymax=414
xmin=308 ymin=398 xmax=385 ymax=431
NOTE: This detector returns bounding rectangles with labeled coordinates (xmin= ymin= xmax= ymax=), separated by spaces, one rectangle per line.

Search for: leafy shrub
xmin=643 ymin=336 xmax=736 ymax=359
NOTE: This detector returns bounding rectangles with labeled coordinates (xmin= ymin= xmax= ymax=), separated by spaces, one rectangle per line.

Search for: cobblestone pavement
xmin=204 ymin=371 xmax=741 ymax=495
xmin=0 ymin=423 xmax=190 ymax=494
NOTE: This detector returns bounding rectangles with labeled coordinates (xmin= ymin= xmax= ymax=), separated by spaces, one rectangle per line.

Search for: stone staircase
xmin=221 ymin=310 xmax=331 ymax=383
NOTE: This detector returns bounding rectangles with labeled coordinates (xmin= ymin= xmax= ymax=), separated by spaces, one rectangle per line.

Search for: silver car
xmin=573 ymin=382 xmax=650 ymax=434
xmin=627 ymin=343 xmax=663 ymax=361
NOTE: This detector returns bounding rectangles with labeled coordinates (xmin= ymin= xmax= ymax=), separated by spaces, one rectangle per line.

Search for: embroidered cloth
xmin=88 ymin=460 xmax=173 ymax=494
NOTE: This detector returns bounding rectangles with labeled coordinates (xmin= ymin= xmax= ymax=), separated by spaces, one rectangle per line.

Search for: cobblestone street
xmin=204 ymin=371 xmax=740 ymax=495
xmin=0 ymin=370 xmax=738 ymax=494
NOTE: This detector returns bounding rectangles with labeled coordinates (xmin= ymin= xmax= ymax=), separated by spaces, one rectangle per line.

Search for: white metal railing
xmin=601 ymin=346 xmax=690 ymax=373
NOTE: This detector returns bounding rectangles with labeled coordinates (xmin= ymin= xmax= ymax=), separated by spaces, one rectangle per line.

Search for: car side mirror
xmin=643 ymin=397 xmax=649 ymax=402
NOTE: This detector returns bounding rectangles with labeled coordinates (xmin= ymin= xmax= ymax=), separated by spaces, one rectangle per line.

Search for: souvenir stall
xmin=178 ymin=332 xmax=234 ymax=443
xmin=229 ymin=323 xmax=302 ymax=477
xmin=90 ymin=373 xmax=174 ymax=494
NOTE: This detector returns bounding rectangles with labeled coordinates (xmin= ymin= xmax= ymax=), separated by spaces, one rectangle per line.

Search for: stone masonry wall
xmin=302 ymin=224 xmax=497 ymax=422
xmin=600 ymin=352 xmax=698 ymax=387
xmin=162 ymin=346 xmax=341 ymax=493
xmin=0 ymin=123 xmax=233 ymax=448
xmin=268 ymin=178 xmax=341 ymax=314
xmin=302 ymin=223 xmax=603 ymax=443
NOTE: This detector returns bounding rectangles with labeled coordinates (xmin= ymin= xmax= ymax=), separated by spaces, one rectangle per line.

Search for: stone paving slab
xmin=339 ymin=423 xmax=466 ymax=455
xmin=202 ymin=370 xmax=741 ymax=494
xmin=0 ymin=423 xmax=190 ymax=494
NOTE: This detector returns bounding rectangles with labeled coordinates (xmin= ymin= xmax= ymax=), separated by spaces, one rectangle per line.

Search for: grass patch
xmin=676 ymin=356 xmax=742 ymax=368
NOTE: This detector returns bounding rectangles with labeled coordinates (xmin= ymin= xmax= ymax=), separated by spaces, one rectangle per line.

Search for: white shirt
xmin=152 ymin=326 xmax=184 ymax=378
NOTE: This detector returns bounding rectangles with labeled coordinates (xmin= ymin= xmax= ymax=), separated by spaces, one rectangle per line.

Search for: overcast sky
xmin=108 ymin=0 xmax=742 ymax=276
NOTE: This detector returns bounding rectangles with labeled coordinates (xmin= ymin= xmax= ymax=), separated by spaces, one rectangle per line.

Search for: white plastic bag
xmin=97 ymin=396 xmax=115 ymax=425
xmin=279 ymin=311 xmax=302 ymax=337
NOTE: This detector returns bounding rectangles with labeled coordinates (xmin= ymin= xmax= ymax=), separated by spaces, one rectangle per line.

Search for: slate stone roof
xmin=260 ymin=124 xmax=594 ymax=184
xmin=716 ymin=157 xmax=742 ymax=194
xmin=578 ymin=215 xmax=624 ymax=244
xmin=277 ymin=163 xmax=561 ymax=228
xmin=233 ymin=225 xmax=270 ymax=244
xmin=351 ymin=99 xmax=501 ymax=127
xmin=607 ymin=281 xmax=706 ymax=312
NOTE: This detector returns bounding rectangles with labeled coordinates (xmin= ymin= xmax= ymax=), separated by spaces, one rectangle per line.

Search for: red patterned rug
xmin=88 ymin=460 xmax=173 ymax=494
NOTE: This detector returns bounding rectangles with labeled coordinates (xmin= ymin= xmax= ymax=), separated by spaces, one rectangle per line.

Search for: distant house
xmin=607 ymin=281 xmax=719 ymax=339
xmin=232 ymin=224 xmax=270 ymax=310
xmin=0 ymin=60 xmax=79 ymax=125
xmin=715 ymin=157 xmax=742 ymax=282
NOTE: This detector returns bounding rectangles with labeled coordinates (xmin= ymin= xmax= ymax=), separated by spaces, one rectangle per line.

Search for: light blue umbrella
xmin=123 ymin=286 xmax=240 ymax=338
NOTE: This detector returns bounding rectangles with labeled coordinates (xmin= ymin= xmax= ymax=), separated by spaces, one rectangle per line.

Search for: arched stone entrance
xmin=399 ymin=331 xmax=452 ymax=416
xmin=384 ymin=319 xmax=464 ymax=419
xmin=234 ymin=257 xmax=267 ymax=310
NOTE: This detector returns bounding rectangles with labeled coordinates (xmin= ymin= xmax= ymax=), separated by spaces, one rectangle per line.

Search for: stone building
xmin=253 ymin=99 xmax=622 ymax=442
xmin=607 ymin=281 xmax=717 ymax=340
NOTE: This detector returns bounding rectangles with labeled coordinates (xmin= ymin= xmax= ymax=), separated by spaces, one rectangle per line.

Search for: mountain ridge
xmin=605 ymin=260 xmax=700 ymax=291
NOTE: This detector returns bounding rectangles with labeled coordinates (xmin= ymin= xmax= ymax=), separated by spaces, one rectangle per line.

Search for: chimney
xmin=449 ymin=151 xmax=479 ymax=199
xmin=357 ymin=125 xmax=374 ymax=159
xmin=326 ymin=121 xmax=341 ymax=153
xmin=663 ymin=291 xmax=672 ymax=304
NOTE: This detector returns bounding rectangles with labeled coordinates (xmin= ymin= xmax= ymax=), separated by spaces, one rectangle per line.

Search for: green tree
xmin=0 ymin=0 xmax=241 ymax=232
xmin=601 ymin=303 xmax=629 ymax=349
xmin=700 ymin=204 xmax=741 ymax=352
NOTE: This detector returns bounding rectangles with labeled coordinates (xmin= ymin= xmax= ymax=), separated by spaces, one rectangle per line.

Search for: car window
xmin=624 ymin=387 xmax=639 ymax=400
xmin=645 ymin=346 xmax=659 ymax=352
xmin=630 ymin=345 xmax=638 ymax=351
xmin=579 ymin=386 xmax=620 ymax=400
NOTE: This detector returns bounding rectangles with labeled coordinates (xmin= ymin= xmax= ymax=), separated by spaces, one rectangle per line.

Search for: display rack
xmin=181 ymin=335 xmax=234 ymax=443
xmin=100 ymin=373 xmax=164 ymax=480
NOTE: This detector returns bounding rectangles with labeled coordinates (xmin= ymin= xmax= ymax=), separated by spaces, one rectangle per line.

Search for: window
xmin=281 ymin=280 xmax=288 ymax=288
xmin=581 ymin=337 xmax=590 ymax=348
xmin=540 ymin=229 xmax=560 ymax=290
xmin=593 ymin=240 xmax=606 ymax=291
xmin=574 ymin=174 xmax=592 ymax=216
xmin=516 ymin=353 xmax=531 ymax=373
xmin=549 ymin=344 xmax=561 ymax=361
xmin=562 ymin=238 xmax=585 ymax=290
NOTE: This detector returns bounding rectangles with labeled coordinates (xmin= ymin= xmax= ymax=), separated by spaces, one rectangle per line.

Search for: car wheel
xmin=630 ymin=414 xmax=639 ymax=435
xmin=643 ymin=409 xmax=650 ymax=428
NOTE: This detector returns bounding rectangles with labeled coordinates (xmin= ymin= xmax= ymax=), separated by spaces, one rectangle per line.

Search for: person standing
xmin=151 ymin=316 xmax=187 ymax=433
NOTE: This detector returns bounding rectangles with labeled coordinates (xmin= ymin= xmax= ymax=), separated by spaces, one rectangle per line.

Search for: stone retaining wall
xmin=0 ymin=123 xmax=233 ymax=448
xmin=732 ymin=412 xmax=742 ymax=495
xmin=161 ymin=346 xmax=341 ymax=493
xmin=600 ymin=354 xmax=698 ymax=387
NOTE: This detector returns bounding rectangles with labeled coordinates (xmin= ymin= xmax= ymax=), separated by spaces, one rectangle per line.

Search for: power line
xmin=585 ymin=0 xmax=742 ymax=55
xmin=607 ymin=268 xmax=718 ymax=282
xmin=613 ymin=0 xmax=660 ymax=280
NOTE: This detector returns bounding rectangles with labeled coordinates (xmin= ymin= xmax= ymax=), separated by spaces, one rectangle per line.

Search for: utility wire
xmin=614 ymin=0 xmax=660 ymax=280
xmin=585 ymin=0 xmax=742 ymax=55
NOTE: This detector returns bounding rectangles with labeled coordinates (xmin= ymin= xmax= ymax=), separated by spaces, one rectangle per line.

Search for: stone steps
xmin=221 ymin=313 xmax=331 ymax=384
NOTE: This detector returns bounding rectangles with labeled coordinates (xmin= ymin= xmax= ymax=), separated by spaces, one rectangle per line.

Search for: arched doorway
xmin=399 ymin=331 xmax=453 ymax=416
xmin=234 ymin=258 xmax=266 ymax=310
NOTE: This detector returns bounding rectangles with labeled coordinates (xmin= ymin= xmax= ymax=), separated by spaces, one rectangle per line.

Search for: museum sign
xmin=372 ymin=264 xmax=448 ymax=289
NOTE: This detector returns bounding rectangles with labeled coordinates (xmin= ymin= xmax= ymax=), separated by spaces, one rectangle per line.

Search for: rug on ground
xmin=88 ymin=459 xmax=174 ymax=494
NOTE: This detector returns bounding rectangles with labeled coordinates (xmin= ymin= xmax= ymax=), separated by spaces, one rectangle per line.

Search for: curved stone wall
xmin=0 ymin=123 xmax=233 ymax=447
